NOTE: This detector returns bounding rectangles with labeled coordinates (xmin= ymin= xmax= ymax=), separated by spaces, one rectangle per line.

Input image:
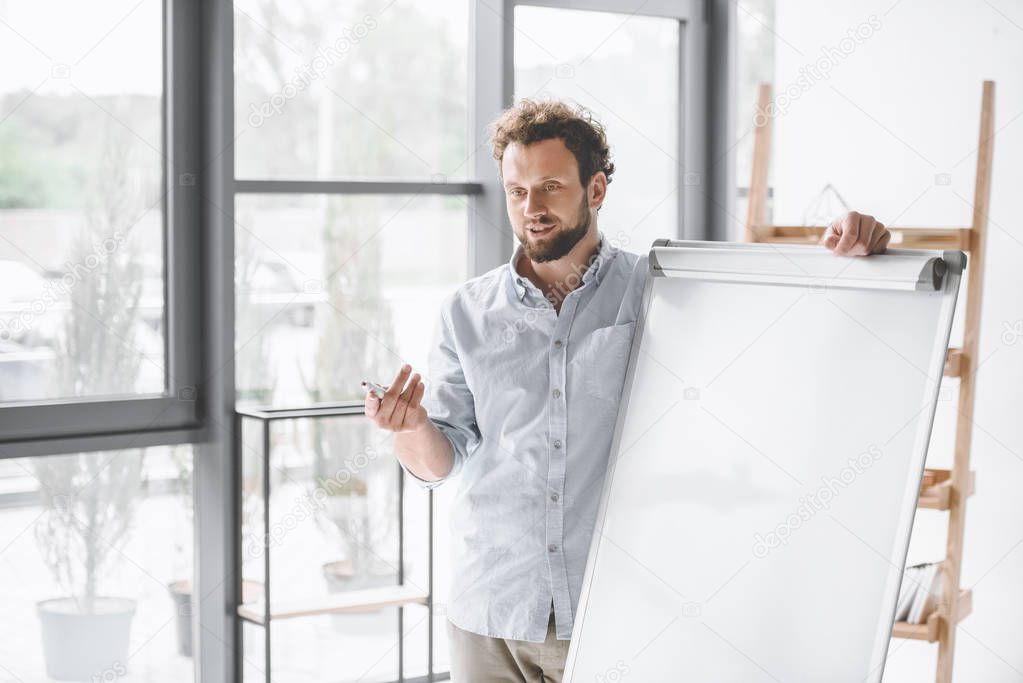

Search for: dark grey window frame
xmin=0 ymin=0 xmax=205 ymax=459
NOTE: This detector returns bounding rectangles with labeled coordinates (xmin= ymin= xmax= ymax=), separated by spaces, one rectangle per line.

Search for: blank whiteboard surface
xmin=565 ymin=242 xmax=963 ymax=683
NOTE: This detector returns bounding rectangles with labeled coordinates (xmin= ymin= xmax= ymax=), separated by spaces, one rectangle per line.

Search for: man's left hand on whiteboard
xmin=820 ymin=211 xmax=891 ymax=257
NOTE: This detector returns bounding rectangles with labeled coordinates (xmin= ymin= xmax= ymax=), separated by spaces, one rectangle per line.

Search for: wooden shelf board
xmin=892 ymin=589 xmax=972 ymax=642
xmin=238 ymin=584 xmax=429 ymax=625
xmin=918 ymin=468 xmax=975 ymax=510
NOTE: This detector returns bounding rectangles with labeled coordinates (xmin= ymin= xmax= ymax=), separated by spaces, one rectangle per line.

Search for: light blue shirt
xmin=402 ymin=231 xmax=648 ymax=642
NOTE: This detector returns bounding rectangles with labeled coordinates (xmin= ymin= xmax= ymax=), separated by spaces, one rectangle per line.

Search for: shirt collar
xmin=508 ymin=230 xmax=619 ymax=302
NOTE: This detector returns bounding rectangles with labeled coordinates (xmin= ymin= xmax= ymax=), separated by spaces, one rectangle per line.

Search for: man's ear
xmin=589 ymin=171 xmax=607 ymax=209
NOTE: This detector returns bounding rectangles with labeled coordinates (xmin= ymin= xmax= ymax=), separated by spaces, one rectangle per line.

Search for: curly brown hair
xmin=488 ymin=98 xmax=615 ymax=187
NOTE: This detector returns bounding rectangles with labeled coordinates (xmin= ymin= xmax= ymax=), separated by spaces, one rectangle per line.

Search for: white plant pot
xmin=37 ymin=596 xmax=136 ymax=681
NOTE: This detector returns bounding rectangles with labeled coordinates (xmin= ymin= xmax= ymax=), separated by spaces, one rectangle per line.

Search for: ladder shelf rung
xmin=751 ymin=225 xmax=972 ymax=252
xmin=918 ymin=468 xmax=975 ymax=510
xmin=892 ymin=589 xmax=972 ymax=642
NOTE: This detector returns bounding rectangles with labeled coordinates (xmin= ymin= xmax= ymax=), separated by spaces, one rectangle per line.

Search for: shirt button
xmin=548 ymin=543 xmax=558 ymax=552
xmin=552 ymin=388 xmax=561 ymax=399
xmin=553 ymin=439 xmax=562 ymax=449
xmin=554 ymin=339 xmax=563 ymax=348
xmin=551 ymin=493 xmax=559 ymax=502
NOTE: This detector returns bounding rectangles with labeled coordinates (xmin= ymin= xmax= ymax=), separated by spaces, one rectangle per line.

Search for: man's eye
xmin=544 ymin=184 xmax=558 ymax=192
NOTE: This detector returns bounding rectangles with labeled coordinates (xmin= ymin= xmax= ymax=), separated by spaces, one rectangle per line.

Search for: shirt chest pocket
xmin=568 ymin=321 xmax=637 ymax=405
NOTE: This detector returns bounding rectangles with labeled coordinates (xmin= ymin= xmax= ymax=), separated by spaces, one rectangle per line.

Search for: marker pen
xmin=361 ymin=380 xmax=388 ymax=399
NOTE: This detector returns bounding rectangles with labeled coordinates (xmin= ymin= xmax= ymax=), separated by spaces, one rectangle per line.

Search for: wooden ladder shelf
xmin=743 ymin=80 xmax=995 ymax=682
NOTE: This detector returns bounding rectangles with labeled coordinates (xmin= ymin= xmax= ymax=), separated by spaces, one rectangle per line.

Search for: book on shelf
xmin=894 ymin=561 xmax=944 ymax=625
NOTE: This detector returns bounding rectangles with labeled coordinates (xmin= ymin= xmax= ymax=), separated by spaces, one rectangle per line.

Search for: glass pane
xmin=431 ymin=485 xmax=457 ymax=676
xmin=397 ymin=603 xmax=432 ymax=680
xmin=401 ymin=465 xmax=433 ymax=678
xmin=266 ymin=416 xmax=400 ymax=607
xmin=234 ymin=193 xmax=468 ymax=407
xmin=0 ymin=446 xmax=194 ymax=681
xmin=0 ymin=1 xmax=166 ymax=402
xmin=234 ymin=0 xmax=468 ymax=181
xmin=241 ymin=415 xmax=268 ymax=601
xmin=270 ymin=609 xmax=405 ymax=683
xmin=735 ymin=0 xmax=776 ymax=238
xmin=514 ymin=6 xmax=680 ymax=254
xmin=242 ymin=620 xmax=268 ymax=683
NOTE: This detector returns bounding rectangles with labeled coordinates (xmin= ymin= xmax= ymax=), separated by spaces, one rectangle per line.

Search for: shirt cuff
xmin=399 ymin=458 xmax=448 ymax=490
xmin=397 ymin=428 xmax=462 ymax=490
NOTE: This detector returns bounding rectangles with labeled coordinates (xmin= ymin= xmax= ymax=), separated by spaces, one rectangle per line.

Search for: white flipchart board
xmin=565 ymin=241 xmax=964 ymax=683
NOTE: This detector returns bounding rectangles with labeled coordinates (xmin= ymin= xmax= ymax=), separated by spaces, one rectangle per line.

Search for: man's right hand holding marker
xmin=364 ymin=364 xmax=428 ymax=433
xmin=364 ymin=364 xmax=454 ymax=482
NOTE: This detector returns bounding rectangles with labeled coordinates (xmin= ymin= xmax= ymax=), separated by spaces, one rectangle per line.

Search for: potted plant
xmin=33 ymin=451 xmax=144 ymax=680
xmin=33 ymin=138 xmax=149 ymax=680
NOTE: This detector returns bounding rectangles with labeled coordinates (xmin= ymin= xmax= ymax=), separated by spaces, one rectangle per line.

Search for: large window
xmin=234 ymin=193 xmax=468 ymax=407
xmin=233 ymin=0 xmax=474 ymax=410
xmin=234 ymin=0 xmax=469 ymax=181
xmin=513 ymin=5 xmax=681 ymax=252
xmin=0 ymin=0 xmax=201 ymax=451
xmin=231 ymin=2 xmax=475 ymax=681
xmin=0 ymin=1 xmax=164 ymax=402
xmin=0 ymin=2 xmax=201 ymax=682
xmin=0 ymin=446 xmax=195 ymax=681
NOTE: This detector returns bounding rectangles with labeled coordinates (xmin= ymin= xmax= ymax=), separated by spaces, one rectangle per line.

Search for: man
xmin=365 ymin=98 xmax=891 ymax=682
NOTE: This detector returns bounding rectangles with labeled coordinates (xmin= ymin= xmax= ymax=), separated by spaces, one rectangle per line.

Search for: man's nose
xmin=523 ymin=192 xmax=546 ymax=219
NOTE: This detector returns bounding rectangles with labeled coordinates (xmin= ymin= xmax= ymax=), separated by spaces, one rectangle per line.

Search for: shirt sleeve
xmin=399 ymin=297 xmax=480 ymax=490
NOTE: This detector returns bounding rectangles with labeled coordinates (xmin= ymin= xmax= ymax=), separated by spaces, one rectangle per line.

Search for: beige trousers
xmin=447 ymin=606 xmax=571 ymax=682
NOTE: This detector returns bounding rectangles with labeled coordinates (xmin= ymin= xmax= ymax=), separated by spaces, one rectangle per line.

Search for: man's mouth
xmin=528 ymin=224 xmax=554 ymax=235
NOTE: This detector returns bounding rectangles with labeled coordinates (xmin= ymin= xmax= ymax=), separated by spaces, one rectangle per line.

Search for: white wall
xmin=764 ymin=1 xmax=1023 ymax=680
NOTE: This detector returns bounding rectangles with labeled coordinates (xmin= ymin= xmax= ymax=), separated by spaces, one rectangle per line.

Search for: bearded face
xmin=501 ymin=138 xmax=601 ymax=264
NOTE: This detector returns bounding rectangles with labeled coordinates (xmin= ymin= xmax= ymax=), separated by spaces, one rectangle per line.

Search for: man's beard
xmin=518 ymin=195 xmax=592 ymax=263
